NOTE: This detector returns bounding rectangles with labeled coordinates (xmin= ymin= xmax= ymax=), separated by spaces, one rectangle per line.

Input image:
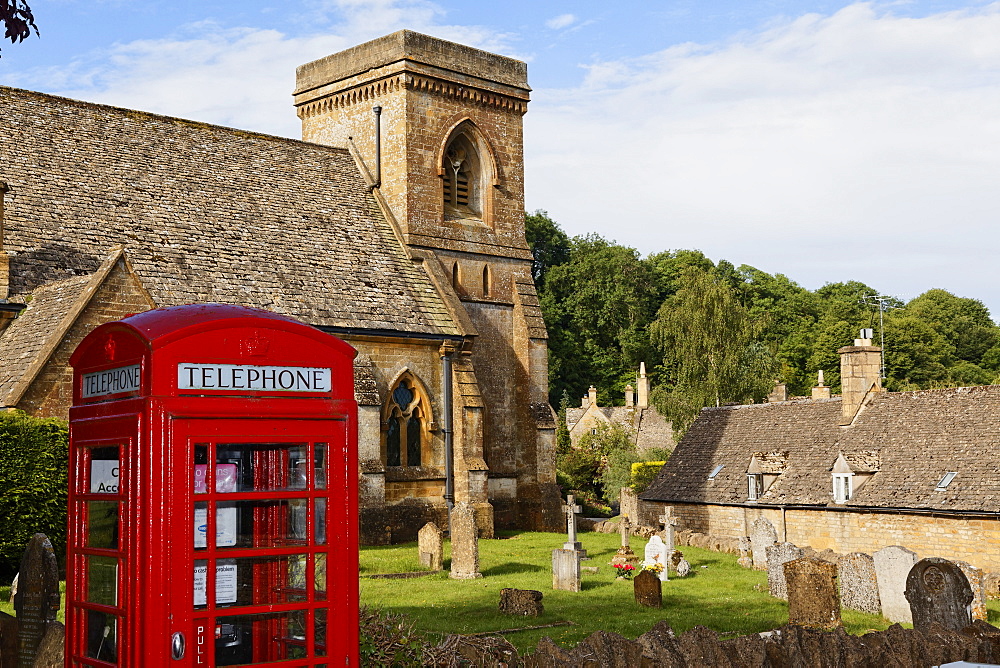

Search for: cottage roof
xmin=641 ymin=386 xmax=1000 ymax=513
xmin=0 ymin=86 xmax=460 ymax=337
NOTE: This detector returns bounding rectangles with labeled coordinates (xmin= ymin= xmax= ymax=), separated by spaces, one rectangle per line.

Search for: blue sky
xmin=4 ymin=1 xmax=1000 ymax=319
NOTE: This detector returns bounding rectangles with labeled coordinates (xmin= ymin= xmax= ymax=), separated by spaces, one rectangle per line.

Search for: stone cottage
xmin=0 ymin=30 xmax=562 ymax=542
xmin=641 ymin=332 xmax=1000 ymax=572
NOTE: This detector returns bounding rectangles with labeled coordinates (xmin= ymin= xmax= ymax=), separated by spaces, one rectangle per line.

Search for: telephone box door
xmin=174 ymin=417 xmax=355 ymax=666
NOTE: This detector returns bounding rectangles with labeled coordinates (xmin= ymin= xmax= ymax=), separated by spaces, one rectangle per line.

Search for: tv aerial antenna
xmin=861 ymin=294 xmax=895 ymax=380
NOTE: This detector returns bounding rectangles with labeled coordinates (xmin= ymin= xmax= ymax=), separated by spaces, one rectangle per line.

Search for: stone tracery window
xmin=382 ymin=376 xmax=428 ymax=467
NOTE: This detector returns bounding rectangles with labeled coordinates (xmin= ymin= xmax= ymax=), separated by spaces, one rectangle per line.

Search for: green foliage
xmin=0 ymin=411 xmax=68 ymax=578
xmin=630 ymin=458 xmax=669 ymax=494
xmin=524 ymin=210 xmax=570 ymax=291
xmin=359 ymin=605 xmax=428 ymax=665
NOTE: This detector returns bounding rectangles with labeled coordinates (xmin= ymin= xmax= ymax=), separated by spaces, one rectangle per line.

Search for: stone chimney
xmin=624 ymin=384 xmax=634 ymax=407
xmin=588 ymin=385 xmax=598 ymax=407
xmin=636 ymin=363 xmax=649 ymax=408
xmin=0 ymin=181 xmax=8 ymax=300
xmin=812 ymin=370 xmax=831 ymax=400
xmin=767 ymin=383 xmax=788 ymax=403
xmin=581 ymin=394 xmax=589 ymax=408
xmin=838 ymin=331 xmax=882 ymax=425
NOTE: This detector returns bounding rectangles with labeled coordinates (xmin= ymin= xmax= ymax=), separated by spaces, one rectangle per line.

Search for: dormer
xmin=831 ymin=450 xmax=880 ymax=503
xmin=746 ymin=451 xmax=787 ymax=501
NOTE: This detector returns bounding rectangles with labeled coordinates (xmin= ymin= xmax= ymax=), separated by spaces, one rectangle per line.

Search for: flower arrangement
xmin=642 ymin=561 xmax=664 ymax=575
xmin=613 ymin=563 xmax=636 ymax=580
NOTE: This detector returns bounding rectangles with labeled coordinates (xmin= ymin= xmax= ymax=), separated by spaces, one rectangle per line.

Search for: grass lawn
xmin=360 ymin=530 xmax=897 ymax=654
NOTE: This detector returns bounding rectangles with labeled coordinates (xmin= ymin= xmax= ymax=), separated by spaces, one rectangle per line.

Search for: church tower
xmin=294 ymin=31 xmax=561 ymax=532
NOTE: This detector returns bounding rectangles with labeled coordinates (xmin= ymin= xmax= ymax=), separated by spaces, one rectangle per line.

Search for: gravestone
xmin=29 ymin=622 xmax=64 ymax=668
xmin=418 ymin=522 xmax=443 ymax=571
xmin=619 ymin=487 xmax=639 ymax=522
xmin=449 ymin=503 xmax=482 ymax=580
xmin=658 ymin=507 xmax=678 ymax=553
xmin=676 ymin=559 xmax=691 ymax=577
xmin=737 ymin=537 xmax=753 ymax=569
xmin=767 ymin=542 xmax=803 ymax=600
xmin=1 ymin=611 xmax=18 ymax=667
xmin=633 ymin=569 xmax=662 ymax=608
xmin=839 ymin=552 xmax=881 ymax=615
xmin=498 ymin=588 xmax=543 ymax=616
xmin=643 ymin=536 xmax=669 ymax=582
xmin=904 ymin=557 xmax=973 ymax=632
xmin=955 ymin=560 xmax=988 ymax=622
xmin=552 ymin=549 xmax=581 ymax=592
xmin=670 ymin=549 xmax=683 ymax=570
xmin=749 ymin=518 xmax=778 ymax=571
xmin=562 ymin=495 xmax=587 ymax=556
xmin=785 ymin=557 xmax=841 ymax=630
xmin=611 ymin=517 xmax=640 ymax=566
xmin=13 ymin=534 xmax=60 ymax=668
xmin=873 ymin=545 xmax=918 ymax=623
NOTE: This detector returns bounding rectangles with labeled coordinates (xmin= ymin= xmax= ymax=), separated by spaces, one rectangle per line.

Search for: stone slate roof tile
xmin=0 ymin=86 xmax=459 ymax=337
xmin=641 ymin=387 xmax=1000 ymax=513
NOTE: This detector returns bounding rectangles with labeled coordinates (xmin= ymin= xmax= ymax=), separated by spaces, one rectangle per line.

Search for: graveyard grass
xmin=361 ymin=530 xmax=1000 ymax=654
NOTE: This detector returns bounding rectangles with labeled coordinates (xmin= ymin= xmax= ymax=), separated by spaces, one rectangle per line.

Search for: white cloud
xmin=524 ymin=3 xmax=1000 ymax=314
xmin=545 ymin=13 xmax=577 ymax=31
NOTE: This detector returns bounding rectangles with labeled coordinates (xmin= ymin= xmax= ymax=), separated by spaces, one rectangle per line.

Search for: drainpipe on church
xmin=372 ymin=105 xmax=382 ymax=189
xmin=441 ymin=343 xmax=456 ymax=512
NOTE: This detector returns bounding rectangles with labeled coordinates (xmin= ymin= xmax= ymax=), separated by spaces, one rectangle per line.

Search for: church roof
xmin=641 ymin=386 xmax=1000 ymax=513
xmin=0 ymin=86 xmax=460 ymax=337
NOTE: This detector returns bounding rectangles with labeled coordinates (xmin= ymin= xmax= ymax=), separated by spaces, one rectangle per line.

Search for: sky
xmin=4 ymin=0 xmax=1000 ymax=318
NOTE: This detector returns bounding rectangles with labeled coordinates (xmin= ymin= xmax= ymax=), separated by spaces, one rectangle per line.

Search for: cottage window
xmin=832 ymin=473 xmax=853 ymax=504
xmin=747 ymin=474 xmax=763 ymax=501
xmin=382 ymin=376 xmax=428 ymax=468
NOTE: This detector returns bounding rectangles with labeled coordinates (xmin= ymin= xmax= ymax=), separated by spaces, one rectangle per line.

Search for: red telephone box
xmin=66 ymin=303 xmax=359 ymax=667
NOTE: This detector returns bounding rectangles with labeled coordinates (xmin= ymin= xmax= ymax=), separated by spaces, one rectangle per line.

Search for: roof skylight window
xmin=708 ymin=464 xmax=724 ymax=480
xmin=935 ymin=471 xmax=957 ymax=491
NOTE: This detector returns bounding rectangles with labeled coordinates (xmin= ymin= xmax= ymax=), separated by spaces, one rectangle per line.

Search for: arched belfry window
xmin=452 ymin=262 xmax=461 ymax=291
xmin=441 ymin=122 xmax=494 ymax=222
xmin=382 ymin=375 xmax=430 ymax=467
xmin=482 ymin=264 xmax=491 ymax=297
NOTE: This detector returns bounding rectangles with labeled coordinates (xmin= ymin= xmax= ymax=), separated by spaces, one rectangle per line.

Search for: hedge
xmin=630 ymin=460 xmax=666 ymax=494
xmin=0 ymin=411 xmax=68 ymax=579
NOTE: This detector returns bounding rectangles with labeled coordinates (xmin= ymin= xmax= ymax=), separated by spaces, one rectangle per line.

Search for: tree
xmin=651 ymin=266 xmax=779 ymax=434
xmin=524 ymin=210 xmax=570 ymax=291
xmin=1 ymin=0 xmax=38 ymax=56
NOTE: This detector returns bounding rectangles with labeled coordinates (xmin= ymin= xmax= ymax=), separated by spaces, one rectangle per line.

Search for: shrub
xmin=0 ymin=411 xmax=68 ymax=579
xmin=631 ymin=458 xmax=668 ymax=494
xmin=359 ymin=605 xmax=427 ymax=664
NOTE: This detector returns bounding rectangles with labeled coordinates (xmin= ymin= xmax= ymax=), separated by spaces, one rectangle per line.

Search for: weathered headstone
xmin=611 ymin=517 xmax=640 ymax=566
xmin=839 ymin=552 xmax=881 ymax=614
xmin=643 ymin=536 xmax=669 ymax=582
xmin=955 ymin=560 xmax=988 ymax=622
xmin=767 ymin=542 xmax=803 ymax=600
xmin=498 ymin=588 xmax=543 ymax=616
xmin=676 ymin=559 xmax=691 ymax=577
xmin=619 ymin=487 xmax=639 ymax=522
xmin=633 ymin=569 xmax=662 ymax=608
xmin=785 ymin=557 xmax=841 ymax=630
xmin=13 ymin=534 xmax=60 ymax=668
xmin=749 ymin=518 xmax=778 ymax=571
xmin=29 ymin=622 xmax=64 ymax=668
xmin=1 ymin=611 xmax=18 ymax=668
xmin=449 ymin=503 xmax=482 ymax=580
xmin=904 ymin=557 xmax=973 ymax=632
xmin=552 ymin=548 xmax=581 ymax=592
xmin=737 ymin=536 xmax=753 ymax=569
xmin=658 ymin=507 xmax=678 ymax=553
xmin=873 ymin=545 xmax=918 ymax=623
xmin=418 ymin=522 xmax=443 ymax=571
xmin=562 ymin=495 xmax=587 ymax=556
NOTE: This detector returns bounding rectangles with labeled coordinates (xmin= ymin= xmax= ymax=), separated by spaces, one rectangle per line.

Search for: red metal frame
xmin=66 ymin=304 xmax=359 ymax=667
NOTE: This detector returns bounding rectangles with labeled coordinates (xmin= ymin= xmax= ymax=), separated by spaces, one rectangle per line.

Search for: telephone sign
xmin=66 ymin=304 xmax=359 ymax=666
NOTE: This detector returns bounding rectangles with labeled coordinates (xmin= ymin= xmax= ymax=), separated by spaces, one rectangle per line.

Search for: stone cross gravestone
xmin=13 ymin=534 xmax=60 ymax=668
xmin=749 ymin=518 xmax=778 ymax=571
xmin=658 ymin=507 xmax=679 ymax=553
xmin=873 ymin=545 xmax=918 ymax=624
xmin=904 ymin=557 xmax=973 ymax=632
xmin=611 ymin=517 xmax=639 ymax=567
xmin=449 ymin=503 xmax=482 ymax=580
xmin=633 ymin=569 xmax=662 ymax=608
xmin=955 ymin=561 xmax=988 ymax=622
xmin=785 ymin=557 xmax=841 ymax=630
xmin=839 ymin=552 xmax=881 ymax=615
xmin=418 ymin=522 xmax=443 ymax=571
xmin=767 ymin=542 xmax=803 ymax=600
xmin=643 ymin=536 xmax=669 ymax=582
xmin=562 ymin=495 xmax=586 ymax=556
xmin=552 ymin=548 xmax=581 ymax=592
xmin=619 ymin=516 xmax=632 ymax=548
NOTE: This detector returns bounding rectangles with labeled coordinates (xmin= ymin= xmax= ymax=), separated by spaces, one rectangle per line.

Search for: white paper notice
xmin=90 ymin=460 xmax=120 ymax=494
xmin=194 ymin=505 xmax=237 ymax=548
xmin=193 ymin=560 xmax=238 ymax=606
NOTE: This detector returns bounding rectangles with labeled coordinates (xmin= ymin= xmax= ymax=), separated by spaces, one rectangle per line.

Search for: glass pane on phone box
xmin=208 ymin=499 xmax=308 ymax=548
xmin=214 ymin=610 xmax=311 ymax=665
xmin=85 ymin=611 xmax=118 ymax=662
xmin=216 ymin=443 xmax=308 ymax=492
xmin=315 ymin=609 xmax=327 ymax=656
xmin=314 ymin=443 xmax=327 ymax=489
xmin=86 ymin=555 xmax=117 ymax=606
xmin=86 ymin=501 xmax=119 ymax=550
xmin=211 ymin=554 xmax=309 ymax=607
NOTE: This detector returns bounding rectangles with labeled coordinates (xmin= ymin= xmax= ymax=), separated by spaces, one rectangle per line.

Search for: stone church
xmin=0 ymin=30 xmax=562 ymax=542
